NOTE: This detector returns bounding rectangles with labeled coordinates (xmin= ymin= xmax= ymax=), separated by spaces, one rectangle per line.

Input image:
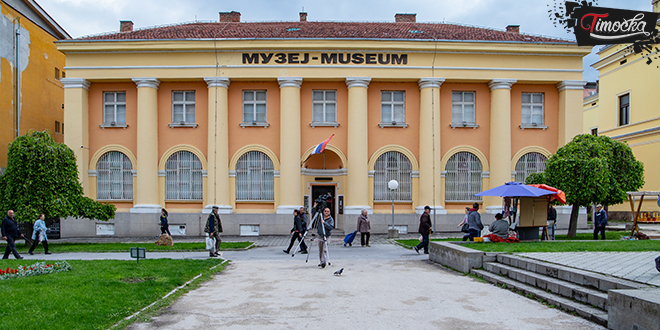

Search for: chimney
xmin=120 ymin=20 xmax=133 ymax=33
xmin=506 ymin=25 xmax=520 ymax=33
xmin=395 ymin=13 xmax=416 ymax=23
xmin=219 ymin=11 xmax=241 ymax=23
xmin=300 ymin=12 xmax=308 ymax=22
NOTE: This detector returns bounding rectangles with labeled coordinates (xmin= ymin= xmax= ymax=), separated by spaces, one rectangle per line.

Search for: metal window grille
xmin=445 ymin=152 xmax=482 ymax=202
xmin=521 ymin=93 xmax=544 ymax=125
xmin=312 ymin=90 xmax=337 ymax=123
xmin=165 ymin=151 xmax=203 ymax=200
xmin=373 ymin=151 xmax=412 ymax=201
xmin=96 ymin=151 xmax=133 ymax=200
xmin=515 ymin=152 xmax=548 ymax=183
xmin=103 ymin=92 xmax=126 ymax=124
xmin=619 ymin=94 xmax=630 ymax=126
xmin=172 ymin=91 xmax=196 ymax=123
xmin=236 ymin=151 xmax=274 ymax=201
xmin=451 ymin=91 xmax=476 ymax=124
xmin=380 ymin=91 xmax=405 ymax=124
xmin=243 ymin=90 xmax=267 ymax=123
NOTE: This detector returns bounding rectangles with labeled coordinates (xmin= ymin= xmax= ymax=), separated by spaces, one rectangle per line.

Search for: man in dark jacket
xmin=204 ymin=206 xmax=223 ymax=257
xmin=317 ymin=208 xmax=334 ymax=268
xmin=414 ymin=206 xmax=433 ymax=254
xmin=467 ymin=203 xmax=483 ymax=242
xmin=284 ymin=209 xmax=307 ymax=254
xmin=2 ymin=210 xmax=25 ymax=259
xmin=594 ymin=204 xmax=607 ymax=240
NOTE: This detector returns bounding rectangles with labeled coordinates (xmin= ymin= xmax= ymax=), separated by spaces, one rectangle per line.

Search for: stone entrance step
xmin=471 ymin=268 xmax=608 ymax=327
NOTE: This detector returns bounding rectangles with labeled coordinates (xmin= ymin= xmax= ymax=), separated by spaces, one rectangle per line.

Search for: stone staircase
xmin=470 ymin=254 xmax=650 ymax=327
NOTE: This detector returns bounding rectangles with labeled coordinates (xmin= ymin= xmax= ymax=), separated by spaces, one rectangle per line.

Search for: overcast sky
xmin=38 ymin=0 xmax=654 ymax=82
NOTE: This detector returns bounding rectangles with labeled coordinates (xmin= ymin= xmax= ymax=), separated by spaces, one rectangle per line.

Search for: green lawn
xmin=396 ymin=231 xmax=660 ymax=253
xmin=0 ymin=258 xmax=225 ymax=329
xmin=0 ymin=241 xmax=252 ymax=253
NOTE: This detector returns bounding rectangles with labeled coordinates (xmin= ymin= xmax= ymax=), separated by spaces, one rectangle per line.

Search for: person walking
xmin=467 ymin=203 xmax=484 ymax=242
xmin=204 ymin=206 xmax=223 ymax=257
xmin=284 ymin=209 xmax=308 ymax=254
xmin=28 ymin=214 xmax=51 ymax=255
xmin=160 ymin=208 xmax=171 ymax=236
xmin=357 ymin=209 xmax=371 ymax=247
xmin=317 ymin=207 xmax=334 ymax=268
xmin=547 ymin=205 xmax=557 ymax=240
xmin=414 ymin=206 xmax=433 ymax=254
xmin=457 ymin=207 xmax=470 ymax=241
xmin=2 ymin=210 xmax=25 ymax=259
xmin=594 ymin=204 xmax=608 ymax=240
xmin=299 ymin=207 xmax=308 ymax=233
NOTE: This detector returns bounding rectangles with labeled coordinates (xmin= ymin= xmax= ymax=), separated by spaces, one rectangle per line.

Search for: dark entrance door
xmin=311 ymin=185 xmax=336 ymax=227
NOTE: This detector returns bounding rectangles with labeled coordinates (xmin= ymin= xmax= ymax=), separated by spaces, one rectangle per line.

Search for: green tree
xmin=0 ymin=130 xmax=115 ymax=224
xmin=526 ymin=134 xmax=644 ymax=237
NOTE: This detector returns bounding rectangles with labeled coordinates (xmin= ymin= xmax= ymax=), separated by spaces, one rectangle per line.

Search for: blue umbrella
xmin=474 ymin=181 xmax=558 ymax=197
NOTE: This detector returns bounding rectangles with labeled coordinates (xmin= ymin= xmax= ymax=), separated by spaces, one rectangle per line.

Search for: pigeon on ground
xmin=334 ymin=268 xmax=344 ymax=276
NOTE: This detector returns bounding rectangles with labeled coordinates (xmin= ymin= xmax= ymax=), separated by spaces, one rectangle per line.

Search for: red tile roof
xmin=76 ymin=21 xmax=573 ymax=43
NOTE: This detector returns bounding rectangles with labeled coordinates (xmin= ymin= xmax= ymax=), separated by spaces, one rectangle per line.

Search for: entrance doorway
xmin=311 ymin=185 xmax=336 ymax=227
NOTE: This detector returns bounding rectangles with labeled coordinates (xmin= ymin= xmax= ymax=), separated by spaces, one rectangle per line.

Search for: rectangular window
xmin=451 ymin=91 xmax=476 ymax=125
xmin=55 ymin=68 xmax=60 ymax=80
xmin=619 ymin=93 xmax=630 ymax=126
xmin=172 ymin=91 xmax=196 ymax=124
xmin=312 ymin=90 xmax=337 ymax=123
xmin=591 ymin=128 xmax=598 ymax=136
xmin=54 ymin=121 xmax=60 ymax=133
xmin=243 ymin=90 xmax=267 ymax=125
xmin=103 ymin=92 xmax=127 ymax=125
xmin=521 ymin=92 xmax=544 ymax=126
xmin=380 ymin=91 xmax=405 ymax=126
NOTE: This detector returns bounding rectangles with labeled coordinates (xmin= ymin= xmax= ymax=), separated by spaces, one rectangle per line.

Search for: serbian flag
xmin=311 ymin=134 xmax=334 ymax=155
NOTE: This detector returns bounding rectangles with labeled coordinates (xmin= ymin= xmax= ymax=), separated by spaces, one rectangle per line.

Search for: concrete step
xmin=497 ymin=254 xmax=649 ymax=291
xmin=484 ymin=262 xmax=609 ymax=310
xmin=471 ymin=269 xmax=609 ymax=327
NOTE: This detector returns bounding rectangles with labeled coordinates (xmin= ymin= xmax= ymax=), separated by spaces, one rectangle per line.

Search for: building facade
xmin=57 ymin=12 xmax=590 ymax=237
xmin=583 ymin=2 xmax=660 ymax=220
xmin=1 ymin=0 xmax=69 ymax=172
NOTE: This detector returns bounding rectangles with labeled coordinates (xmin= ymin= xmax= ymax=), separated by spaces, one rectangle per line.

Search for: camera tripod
xmin=292 ymin=210 xmax=331 ymax=266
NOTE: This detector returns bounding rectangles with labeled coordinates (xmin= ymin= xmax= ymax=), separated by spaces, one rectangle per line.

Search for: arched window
xmin=236 ymin=151 xmax=274 ymax=201
xmin=445 ymin=152 xmax=482 ymax=201
xmin=96 ymin=151 xmax=133 ymax=200
xmin=165 ymin=151 xmax=203 ymax=200
xmin=515 ymin=152 xmax=548 ymax=183
xmin=373 ymin=151 xmax=412 ymax=201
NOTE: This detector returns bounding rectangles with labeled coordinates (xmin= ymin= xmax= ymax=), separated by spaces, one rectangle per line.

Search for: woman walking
xmin=357 ymin=209 xmax=371 ymax=247
xmin=160 ymin=208 xmax=171 ymax=236
xmin=28 ymin=214 xmax=50 ymax=255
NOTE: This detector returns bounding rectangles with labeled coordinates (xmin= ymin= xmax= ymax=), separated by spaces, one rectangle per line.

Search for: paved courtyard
xmin=126 ymin=243 xmax=604 ymax=330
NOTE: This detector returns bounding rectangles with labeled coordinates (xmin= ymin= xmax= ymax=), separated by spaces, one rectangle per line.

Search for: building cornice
xmin=346 ymin=77 xmax=371 ymax=89
xmin=418 ymin=77 xmax=445 ymax=89
xmin=277 ymin=77 xmax=303 ymax=88
xmin=132 ymin=77 xmax=160 ymax=89
xmin=488 ymin=79 xmax=517 ymax=91
xmin=61 ymin=77 xmax=91 ymax=90
xmin=204 ymin=76 xmax=230 ymax=88
xmin=556 ymin=80 xmax=586 ymax=92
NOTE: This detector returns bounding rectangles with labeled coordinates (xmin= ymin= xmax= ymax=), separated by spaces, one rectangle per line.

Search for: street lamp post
xmin=388 ymin=179 xmax=399 ymax=230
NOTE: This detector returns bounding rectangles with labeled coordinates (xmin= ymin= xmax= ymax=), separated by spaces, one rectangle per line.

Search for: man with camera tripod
xmin=317 ymin=207 xmax=334 ymax=268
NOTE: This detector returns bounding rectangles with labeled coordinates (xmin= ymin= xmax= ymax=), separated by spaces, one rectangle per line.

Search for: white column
xmin=62 ymin=78 xmax=91 ymax=197
xmin=344 ymin=77 xmax=371 ymax=215
xmin=417 ymin=78 xmax=446 ymax=214
xmin=276 ymin=77 xmax=303 ymax=214
xmin=557 ymin=80 xmax=586 ymax=146
xmin=204 ymin=77 xmax=232 ymax=214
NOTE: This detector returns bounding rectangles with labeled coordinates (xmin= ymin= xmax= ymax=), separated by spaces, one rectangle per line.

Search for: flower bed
xmin=0 ymin=261 xmax=72 ymax=280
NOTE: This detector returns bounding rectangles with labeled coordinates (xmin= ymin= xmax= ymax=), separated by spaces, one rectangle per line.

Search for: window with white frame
xmin=96 ymin=151 xmax=133 ymax=200
xmin=171 ymin=91 xmax=196 ymax=126
xmin=373 ymin=151 xmax=412 ymax=201
xmin=312 ymin=90 xmax=337 ymax=124
xmin=514 ymin=152 xmax=548 ymax=183
xmin=445 ymin=152 xmax=482 ymax=202
xmin=619 ymin=93 xmax=630 ymax=126
xmin=380 ymin=91 xmax=406 ymax=126
xmin=235 ymin=151 xmax=274 ymax=201
xmin=521 ymin=93 xmax=544 ymax=127
xmin=103 ymin=92 xmax=126 ymax=126
xmin=451 ymin=91 xmax=476 ymax=126
xmin=243 ymin=90 xmax=267 ymax=125
xmin=165 ymin=151 xmax=203 ymax=200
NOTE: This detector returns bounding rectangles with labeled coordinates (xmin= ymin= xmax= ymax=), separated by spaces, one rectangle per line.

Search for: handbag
xmin=39 ymin=230 xmax=46 ymax=242
xmin=205 ymin=236 xmax=215 ymax=250
xmin=461 ymin=223 xmax=470 ymax=233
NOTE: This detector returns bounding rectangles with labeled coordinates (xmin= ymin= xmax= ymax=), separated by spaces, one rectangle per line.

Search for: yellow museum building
xmin=583 ymin=2 xmax=660 ymax=220
xmin=56 ymin=12 xmax=591 ymax=237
